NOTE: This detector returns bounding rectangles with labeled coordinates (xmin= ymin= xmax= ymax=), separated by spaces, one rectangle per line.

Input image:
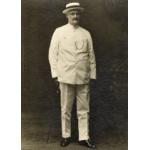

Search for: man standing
xmin=48 ymin=1 xmax=96 ymax=149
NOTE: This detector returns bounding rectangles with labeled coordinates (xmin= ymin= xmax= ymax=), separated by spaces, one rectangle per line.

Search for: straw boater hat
xmin=62 ymin=2 xmax=84 ymax=14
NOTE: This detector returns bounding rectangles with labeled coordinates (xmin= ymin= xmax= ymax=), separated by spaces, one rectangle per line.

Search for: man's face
xmin=66 ymin=10 xmax=81 ymax=26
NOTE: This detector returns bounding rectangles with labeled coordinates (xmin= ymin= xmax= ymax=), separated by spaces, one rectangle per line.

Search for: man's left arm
xmin=87 ymin=32 xmax=96 ymax=80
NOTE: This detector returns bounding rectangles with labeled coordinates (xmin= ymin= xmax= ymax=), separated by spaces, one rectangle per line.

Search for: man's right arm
xmin=48 ymin=28 xmax=59 ymax=79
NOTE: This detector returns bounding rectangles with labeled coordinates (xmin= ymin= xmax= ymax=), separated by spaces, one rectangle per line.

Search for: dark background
xmin=22 ymin=0 xmax=128 ymax=149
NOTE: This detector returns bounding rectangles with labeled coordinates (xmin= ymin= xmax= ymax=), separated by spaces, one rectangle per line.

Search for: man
xmin=48 ymin=1 xmax=96 ymax=149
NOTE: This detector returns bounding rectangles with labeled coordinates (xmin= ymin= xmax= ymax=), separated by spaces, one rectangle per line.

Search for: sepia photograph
xmin=22 ymin=0 xmax=128 ymax=149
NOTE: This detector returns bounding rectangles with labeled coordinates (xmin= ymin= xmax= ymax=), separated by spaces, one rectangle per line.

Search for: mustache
xmin=73 ymin=18 xmax=79 ymax=21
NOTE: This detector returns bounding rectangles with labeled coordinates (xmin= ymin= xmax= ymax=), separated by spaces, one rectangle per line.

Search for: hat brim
xmin=62 ymin=7 xmax=84 ymax=14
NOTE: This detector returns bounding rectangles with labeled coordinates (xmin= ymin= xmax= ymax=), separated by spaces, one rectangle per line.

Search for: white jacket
xmin=48 ymin=23 xmax=96 ymax=84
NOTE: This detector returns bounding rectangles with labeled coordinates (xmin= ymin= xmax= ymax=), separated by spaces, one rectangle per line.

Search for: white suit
xmin=49 ymin=23 xmax=96 ymax=84
xmin=48 ymin=23 xmax=96 ymax=140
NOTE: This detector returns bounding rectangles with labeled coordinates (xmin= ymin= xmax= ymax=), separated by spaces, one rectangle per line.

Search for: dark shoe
xmin=60 ymin=137 xmax=71 ymax=147
xmin=79 ymin=139 xmax=96 ymax=149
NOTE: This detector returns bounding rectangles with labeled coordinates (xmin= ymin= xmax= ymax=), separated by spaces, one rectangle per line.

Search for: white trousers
xmin=59 ymin=83 xmax=90 ymax=141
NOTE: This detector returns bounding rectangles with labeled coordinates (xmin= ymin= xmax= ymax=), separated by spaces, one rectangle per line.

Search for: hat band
xmin=65 ymin=5 xmax=82 ymax=10
xmin=66 ymin=2 xmax=80 ymax=8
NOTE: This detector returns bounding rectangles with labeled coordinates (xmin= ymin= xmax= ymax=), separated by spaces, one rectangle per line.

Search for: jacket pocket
xmin=75 ymin=39 xmax=88 ymax=52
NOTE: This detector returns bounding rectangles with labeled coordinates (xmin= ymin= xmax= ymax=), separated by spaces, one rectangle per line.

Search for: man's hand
xmin=53 ymin=77 xmax=58 ymax=85
xmin=53 ymin=78 xmax=60 ymax=94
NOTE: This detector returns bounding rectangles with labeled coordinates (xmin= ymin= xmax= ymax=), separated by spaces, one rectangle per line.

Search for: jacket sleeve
xmin=87 ymin=32 xmax=96 ymax=79
xmin=48 ymin=29 xmax=59 ymax=78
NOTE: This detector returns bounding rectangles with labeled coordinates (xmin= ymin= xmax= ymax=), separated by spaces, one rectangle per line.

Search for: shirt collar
xmin=67 ymin=23 xmax=80 ymax=30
